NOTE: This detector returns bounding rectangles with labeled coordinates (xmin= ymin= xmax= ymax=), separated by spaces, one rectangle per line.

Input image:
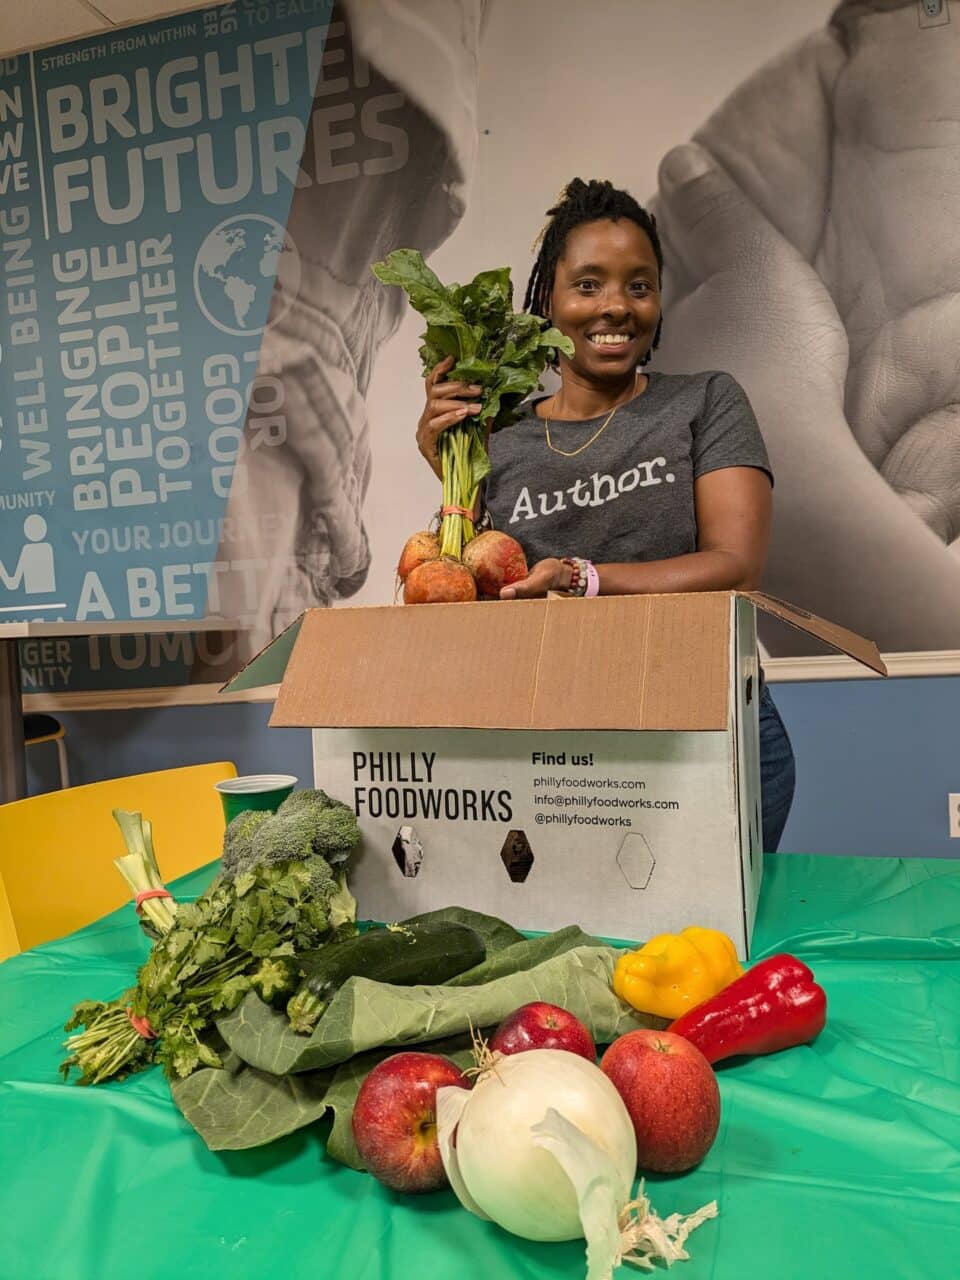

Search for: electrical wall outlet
xmin=949 ymin=793 xmax=960 ymax=837
xmin=918 ymin=0 xmax=950 ymax=28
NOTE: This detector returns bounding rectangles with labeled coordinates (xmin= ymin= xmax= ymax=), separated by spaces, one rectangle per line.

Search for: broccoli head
xmin=277 ymin=787 xmax=335 ymax=816
xmin=307 ymin=804 xmax=360 ymax=867
xmin=220 ymin=809 xmax=272 ymax=879
xmin=250 ymin=809 xmax=316 ymax=867
xmin=218 ymin=789 xmax=361 ymax=888
xmin=248 ymin=800 xmax=360 ymax=870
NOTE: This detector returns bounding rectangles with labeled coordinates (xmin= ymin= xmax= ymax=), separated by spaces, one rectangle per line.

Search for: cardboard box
xmin=225 ymin=592 xmax=885 ymax=958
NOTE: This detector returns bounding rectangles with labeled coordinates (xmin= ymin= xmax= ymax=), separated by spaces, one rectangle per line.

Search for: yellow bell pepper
xmin=613 ymin=926 xmax=744 ymax=1020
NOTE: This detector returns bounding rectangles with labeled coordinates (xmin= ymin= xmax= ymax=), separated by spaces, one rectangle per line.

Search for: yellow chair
xmin=0 ymin=874 xmax=18 ymax=963
xmin=0 ymin=761 xmax=237 ymax=959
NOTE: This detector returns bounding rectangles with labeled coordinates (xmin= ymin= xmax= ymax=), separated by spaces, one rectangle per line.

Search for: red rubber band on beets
xmin=134 ymin=888 xmax=173 ymax=914
xmin=127 ymin=1009 xmax=157 ymax=1039
xmin=440 ymin=505 xmax=474 ymax=518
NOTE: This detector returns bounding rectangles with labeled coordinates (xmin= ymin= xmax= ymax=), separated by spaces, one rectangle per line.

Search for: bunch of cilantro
xmin=371 ymin=250 xmax=573 ymax=558
xmin=61 ymin=790 xmax=360 ymax=1085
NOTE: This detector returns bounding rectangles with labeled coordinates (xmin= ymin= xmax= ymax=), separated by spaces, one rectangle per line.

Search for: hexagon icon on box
xmin=617 ymin=833 xmax=655 ymax=890
xmin=392 ymin=825 xmax=424 ymax=878
xmin=500 ymin=829 xmax=535 ymax=883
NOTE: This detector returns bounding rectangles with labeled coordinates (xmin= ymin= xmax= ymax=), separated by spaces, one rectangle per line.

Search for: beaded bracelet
xmin=562 ymin=556 xmax=599 ymax=597
xmin=561 ymin=556 xmax=585 ymax=595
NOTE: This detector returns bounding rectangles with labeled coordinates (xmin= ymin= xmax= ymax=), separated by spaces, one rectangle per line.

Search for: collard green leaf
xmin=174 ymin=927 xmax=665 ymax=1158
xmin=215 ymin=945 xmax=661 ymax=1077
xmin=172 ymin=1057 xmax=336 ymax=1151
xmin=172 ymin=1035 xmax=473 ymax=1160
xmin=444 ymin=925 xmax=602 ymax=986
xmin=169 ymin=911 xmax=660 ymax=1158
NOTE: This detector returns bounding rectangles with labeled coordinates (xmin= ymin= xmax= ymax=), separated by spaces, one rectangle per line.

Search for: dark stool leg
xmin=0 ymin=639 xmax=26 ymax=802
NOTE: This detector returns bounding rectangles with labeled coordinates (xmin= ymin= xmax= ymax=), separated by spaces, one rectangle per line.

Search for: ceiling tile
xmin=0 ymin=1 xmax=217 ymax=59
xmin=89 ymin=1 xmax=213 ymax=23
xmin=0 ymin=2 xmax=106 ymax=58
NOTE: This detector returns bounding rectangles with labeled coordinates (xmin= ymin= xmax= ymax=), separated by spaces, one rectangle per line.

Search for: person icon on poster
xmin=416 ymin=179 xmax=796 ymax=852
xmin=0 ymin=515 xmax=57 ymax=596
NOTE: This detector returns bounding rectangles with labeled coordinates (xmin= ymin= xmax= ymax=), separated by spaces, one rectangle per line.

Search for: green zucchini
xmin=286 ymin=922 xmax=486 ymax=1034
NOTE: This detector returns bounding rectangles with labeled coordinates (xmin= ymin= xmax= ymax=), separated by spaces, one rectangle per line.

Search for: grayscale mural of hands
xmin=213 ymin=0 xmax=484 ymax=657
xmin=651 ymin=0 xmax=960 ymax=655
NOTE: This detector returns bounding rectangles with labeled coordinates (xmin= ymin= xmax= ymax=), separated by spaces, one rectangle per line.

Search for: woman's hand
xmin=500 ymin=558 xmax=572 ymax=599
xmin=416 ymin=355 xmax=483 ymax=478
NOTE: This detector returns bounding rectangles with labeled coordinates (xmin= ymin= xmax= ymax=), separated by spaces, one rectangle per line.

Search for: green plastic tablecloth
xmin=1 ymin=854 xmax=959 ymax=1280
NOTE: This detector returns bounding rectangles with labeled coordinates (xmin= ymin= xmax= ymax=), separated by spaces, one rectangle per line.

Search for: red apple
xmin=600 ymin=1030 xmax=720 ymax=1173
xmin=489 ymin=1001 xmax=596 ymax=1061
xmin=351 ymin=1051 xmax=469 ymax=1192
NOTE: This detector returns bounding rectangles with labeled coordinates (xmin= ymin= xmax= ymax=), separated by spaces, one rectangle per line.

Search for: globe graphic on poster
xmin=193 ymin=214 xmax=302 ymax=337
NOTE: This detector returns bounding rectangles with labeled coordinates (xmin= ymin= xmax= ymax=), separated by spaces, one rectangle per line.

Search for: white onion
xmin=437 ymin=1049 xmax=635 ymax=1242
xmin=437 ymin=1048 xmax=718 ymax=1280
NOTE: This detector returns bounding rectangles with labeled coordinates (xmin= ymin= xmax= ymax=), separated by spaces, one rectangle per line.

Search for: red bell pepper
xmin=667 ymin=953 xmax=827 ymax=1064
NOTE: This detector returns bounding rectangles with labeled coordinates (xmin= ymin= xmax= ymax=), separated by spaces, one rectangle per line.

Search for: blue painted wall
xmin=26 ymin=702 xmax=314 ymax=809
xmin=24 ymin=676 xmax=960 ymax=858
xmin=771 ymin=678 xmax=959 ymax=859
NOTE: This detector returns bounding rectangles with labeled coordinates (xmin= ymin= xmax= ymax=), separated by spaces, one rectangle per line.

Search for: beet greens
xmin=371 ymin=250 xmax=573 ymax=558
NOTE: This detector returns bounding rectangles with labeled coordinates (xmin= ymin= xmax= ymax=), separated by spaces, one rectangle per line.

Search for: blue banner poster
xmin=0 ymin=1 xmax=335 ymax=692
xmin=1 ymin=0 xmax=475 ymax=697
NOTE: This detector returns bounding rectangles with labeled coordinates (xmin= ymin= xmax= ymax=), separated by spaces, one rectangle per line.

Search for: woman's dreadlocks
xmin=522 ymin=178 xmax=664 ymax=364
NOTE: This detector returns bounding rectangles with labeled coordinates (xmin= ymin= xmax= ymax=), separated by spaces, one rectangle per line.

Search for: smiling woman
xmin=415 ymin=177 xmax=795 ymax=852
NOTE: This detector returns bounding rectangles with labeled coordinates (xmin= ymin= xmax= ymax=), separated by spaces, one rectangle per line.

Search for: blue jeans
xmin=759 ymin=685 xmax=795 ymax=853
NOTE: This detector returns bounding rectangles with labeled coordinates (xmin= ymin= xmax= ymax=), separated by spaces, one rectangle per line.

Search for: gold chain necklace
xmin=543 ymin=374 xmax=639 ymax=458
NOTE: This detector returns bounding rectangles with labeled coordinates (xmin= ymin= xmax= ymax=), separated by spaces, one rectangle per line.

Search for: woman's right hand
xmin=416 ymin=355 xmax=483 ymax=478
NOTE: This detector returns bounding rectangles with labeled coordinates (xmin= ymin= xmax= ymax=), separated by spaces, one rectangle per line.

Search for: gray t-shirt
xmin=484 ymin=370 xmax=772 ymax=565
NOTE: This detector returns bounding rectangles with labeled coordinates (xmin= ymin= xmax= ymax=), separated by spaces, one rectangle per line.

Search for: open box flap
xmin=262 ymin=593 xmax=733 ymax=731
xmin=219 ymin=614 xmax=305 ymax=693
xmin=742 ymin=592 xmax=888 ymax=676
